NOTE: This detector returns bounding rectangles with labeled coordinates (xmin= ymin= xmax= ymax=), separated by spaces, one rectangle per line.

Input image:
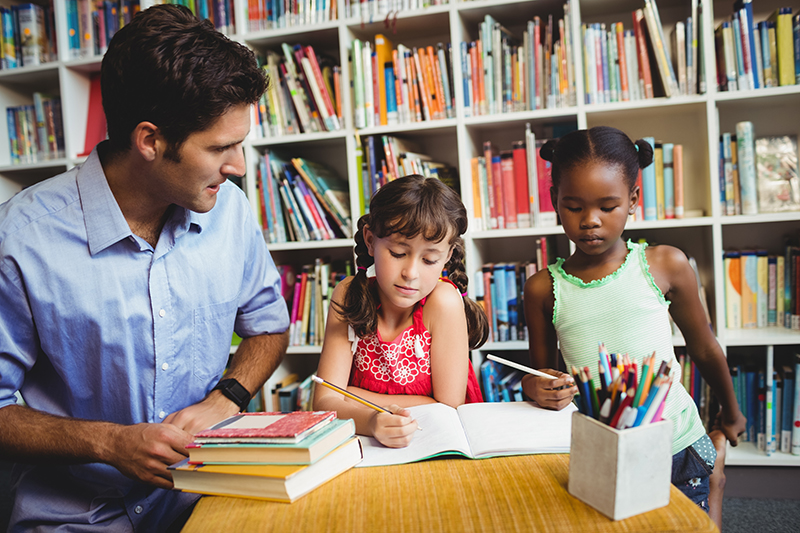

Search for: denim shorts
xmin=671 ymin=434 xmax=717 ymax=512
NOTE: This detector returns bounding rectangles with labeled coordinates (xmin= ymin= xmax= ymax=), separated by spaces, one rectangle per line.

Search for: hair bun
xmin=539 ymin=139 xmax=557 ymax=162
xmin=634 ymin=139 xmax=654 ymax=169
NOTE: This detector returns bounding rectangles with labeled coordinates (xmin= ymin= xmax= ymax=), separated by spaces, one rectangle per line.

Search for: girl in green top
xmin=521 ymin=126 xmax=746 ymax=529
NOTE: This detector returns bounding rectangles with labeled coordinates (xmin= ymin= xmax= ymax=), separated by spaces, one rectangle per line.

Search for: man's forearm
xmin=0 ymin=404 xmax=119 ymax=465
xmin=222 ymin=331 xmax=289 ymax=397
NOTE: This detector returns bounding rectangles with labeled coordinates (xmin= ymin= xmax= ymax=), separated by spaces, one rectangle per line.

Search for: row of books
xmin=715 ymin=5 xmax=800 ymax=92
xmin=344 ymin=0 xmax=447 ymax=21
xmin=247 ymin=0 xmax=339 ymax=31
xmin=638 ymin=137 xmax=689 ymax=221
xmin=479 ymin=360 xmax=524 ymax=403
xmin=66 ymin=1 xmax=140 ymax=60
xmin=6 ymin=94 xmax=65 ymax=165
xmin=254 ymin=152 xmax=351 ymax=243
xmin=351 ymin=35 xmax=455 ymax=129
xmin=731 ymin=356 xmax=800 ymax=456
xmin=719 ymin=125 xmax=799 ymax=216
xmin=582 ymin=1 xmax=703 ymax=104
xmin=470 ymin=128 xmax=556 ymax=232
xmin=461 ymin=4 xmax=577 ymax=117
xmin=675 ymin=351 xmax=719 ymax=432
xmin=0 ymin=3 xmax=57 ymax=69
xmin=476 ymin=238 xmax=556 ymax=344
xmin=355 ymin=134 xmax=458 ymax=214
xmin=254 ymin=44 xmax=342 ymax=137
xmin=284 ymin=259 xmax=349 ymax=347
xmin=157 ymin=0 xmax=235 ymax=34
xmin=724 ymin=242 xmax=800 ymax=331
xmin=249 ymin=372 xmax=316 ymax=413
xmin=170 ymin=411 xmax=362 ymax=501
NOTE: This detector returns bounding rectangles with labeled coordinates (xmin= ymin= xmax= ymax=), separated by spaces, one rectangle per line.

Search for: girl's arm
xmin=424 ymin=281 xmax=472 ymax=408
xmin=313 ymin=279 xmax=418 ymax=447
xmin=520 ymin=269 xmax=578 ymax=409
xmin=648 ymin=246 xmax=746 ymax=444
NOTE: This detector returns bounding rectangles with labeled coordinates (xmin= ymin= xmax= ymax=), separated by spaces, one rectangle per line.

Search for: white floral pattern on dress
xmin=354 ymin=325 xmax=432 ymax=384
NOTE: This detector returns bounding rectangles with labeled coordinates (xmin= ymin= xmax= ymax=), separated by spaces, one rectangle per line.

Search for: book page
xmin=356 ymin=403 xmax=471 ymax=467
xmin=457 ymin=401 xmax=576 ymax=459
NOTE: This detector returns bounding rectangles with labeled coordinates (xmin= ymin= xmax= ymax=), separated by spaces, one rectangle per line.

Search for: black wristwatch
xmin=213 ymin=378 xmax=251 ymax=412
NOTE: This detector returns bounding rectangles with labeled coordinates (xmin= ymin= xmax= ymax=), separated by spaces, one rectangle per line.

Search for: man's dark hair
xmin=101 ymin=4 xmax=267 ymax=154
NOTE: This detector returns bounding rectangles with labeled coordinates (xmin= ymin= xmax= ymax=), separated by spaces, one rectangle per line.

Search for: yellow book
xmin=654 ymin=145 xmax=665 ymax=220
xmin=768 ymin=9 xmax=794 ymax=86
xmin=170 ymin=437 xmax=363 ymax=503
xmin=374 ymin=33 xmax=394 ymax=126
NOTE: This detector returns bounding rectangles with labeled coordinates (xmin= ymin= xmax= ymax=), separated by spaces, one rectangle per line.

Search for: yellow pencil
xmin=311 ymin=375 xmax=422 ymax=430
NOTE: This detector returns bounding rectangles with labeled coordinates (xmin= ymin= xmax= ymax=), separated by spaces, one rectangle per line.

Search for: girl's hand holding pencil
xmin=486 ymin=354 xmax=578 ymax=411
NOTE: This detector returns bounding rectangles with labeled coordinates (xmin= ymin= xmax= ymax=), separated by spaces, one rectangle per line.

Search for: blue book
xmin=794 ymin=13 xmax=800 ymax=83
xmin=642 ymin=137 xmax=657 ymax=220
xmin=735 ymin=0 xmax=760 ymax=88
xmin=493 ymin=264 xmax=508 ymax=342
xmin=732 ymin=15 xmax=747 ymax=90
xmin=781 ymin=365 xmax=794 ymax=452
xmin=505 ymin=264 xmax=518 ymax=341
xmin=662 ymin=143 xmax=674 ymax=218
xmin=759 ymin=21 xmax=772 ymax=87
xmin=744 ymin=367 xmax=757 ymax=442
xmin=479 ymin=359 xmax=500 ymax=402
xmin=757 ymin=369 xmax=766 ymax=450
xmin=460 ymin=42 xmax=470 ymax=114
xmin=383 ymin=63 xmax=397 ymax=125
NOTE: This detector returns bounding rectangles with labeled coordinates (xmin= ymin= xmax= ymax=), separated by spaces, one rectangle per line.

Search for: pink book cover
xmin=536 ymin=146 xmax=555 ymax=213
xmin=194 ymin=411 xmax=336 ymax=443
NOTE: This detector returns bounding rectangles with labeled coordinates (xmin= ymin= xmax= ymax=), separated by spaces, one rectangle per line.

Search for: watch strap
xmin=213 ymin=378 xmax=251 ymax=412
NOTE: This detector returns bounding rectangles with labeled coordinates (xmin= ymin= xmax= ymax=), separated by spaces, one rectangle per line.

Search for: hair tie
xmin=357 ymin=266 xmax=367 ymax=271
xmin=634 ymin=144 xmax=639 ymax=152
xmin=461 ymin=291 xmax=467 ymax=297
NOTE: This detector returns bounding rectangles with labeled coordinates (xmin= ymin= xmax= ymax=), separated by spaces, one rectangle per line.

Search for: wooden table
xmin=181 ymin=454 xmax=718 ymax=532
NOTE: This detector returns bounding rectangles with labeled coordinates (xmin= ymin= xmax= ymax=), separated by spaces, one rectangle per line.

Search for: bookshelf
xmin=0 ymin=0 xmax=798 ymax=466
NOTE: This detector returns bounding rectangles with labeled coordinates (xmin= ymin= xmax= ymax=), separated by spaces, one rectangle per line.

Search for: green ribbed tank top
xmin=549 ymin=240 xmax=705 ymax=455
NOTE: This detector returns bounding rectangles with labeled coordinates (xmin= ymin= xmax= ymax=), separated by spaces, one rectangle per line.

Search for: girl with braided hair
xmin=313 ymin=175 xmax=489 ymax=447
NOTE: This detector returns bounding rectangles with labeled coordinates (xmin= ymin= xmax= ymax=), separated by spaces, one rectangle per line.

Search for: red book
xmin=632 ymin=9 xmax=654 ymax=99
xmin=304 ymin=45 xmax=336 ymax=118
xmin=536 ymin=144 xmax=557 ymax=226
xmin=512 ymin=141 xmax=530 ymax=228
xmin=79 ymin=72 xmax=107 ymax=157
xmin=500 ymin=151 xmax=517 ymax=229
xmin=193 ymin=412 xmax=337 ymax=444
xmin=483 ymin=141 xmax=498 ymax=229
xmin=491 ymin=155 xmax=504 ymax=229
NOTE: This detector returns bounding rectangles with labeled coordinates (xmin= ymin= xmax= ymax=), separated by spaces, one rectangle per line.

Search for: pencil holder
xmin=568 ymin=411 xmax=672 ymax=520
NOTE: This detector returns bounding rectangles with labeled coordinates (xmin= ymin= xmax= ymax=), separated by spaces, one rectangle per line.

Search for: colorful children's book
xmin=194 ymin=411 xmax=337 ymax=444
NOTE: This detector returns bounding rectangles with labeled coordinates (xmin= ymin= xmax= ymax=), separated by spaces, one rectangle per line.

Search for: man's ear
xmin=132 ymin=122 xmax=161 ymax=162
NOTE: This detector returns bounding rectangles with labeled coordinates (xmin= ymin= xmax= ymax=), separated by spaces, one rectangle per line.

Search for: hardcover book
xmin=187 ymin=418 xmax=356 ymax=465
xmin=194 ymin=411 xmax=336 ymax=444
xmin=755 ymin=135 xmax=799 ymax=213
xmin=171 ymin=437 xmax=363 ymax=503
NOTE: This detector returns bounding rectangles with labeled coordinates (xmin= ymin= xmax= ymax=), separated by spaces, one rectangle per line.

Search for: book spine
xmin=672 ymin=144 xmax=684 ymax=218
xmin=725 ymin=253 xmax=742 ymax=329
xmin=641 ymin=137 xmax=657 ymax=220
xmin=756 ymin=252 xmax=768 ymax=328
xmin=512 ymin=141 xmax=530 ymax=228
xmin=735 ymin=121 xmax=758 ymax=215
xmin=500 ymin=151 xmax=517 ymax=229
xmin=768 ymin=256 xmax=778 ymax=326
xmin=741 ymin=251 xmax=758 ymax=328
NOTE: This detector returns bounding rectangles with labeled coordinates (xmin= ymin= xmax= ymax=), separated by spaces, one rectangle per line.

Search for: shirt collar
xmin=77 ymin=144 xmax=205 ymax=255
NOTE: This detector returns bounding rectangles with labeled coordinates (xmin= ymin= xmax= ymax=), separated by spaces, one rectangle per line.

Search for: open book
xmin=357 ymin=401 xmax=576 ymax=467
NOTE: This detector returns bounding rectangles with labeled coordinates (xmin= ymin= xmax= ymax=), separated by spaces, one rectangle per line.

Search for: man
xmin=0 ymin=5 xmax=289 ymax=531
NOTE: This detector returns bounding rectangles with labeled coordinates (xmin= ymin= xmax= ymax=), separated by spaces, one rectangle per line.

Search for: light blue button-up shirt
xmin=0 ymin=146 xmax=289 ymax=531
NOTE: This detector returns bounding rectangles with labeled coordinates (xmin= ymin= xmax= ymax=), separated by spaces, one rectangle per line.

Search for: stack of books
xmin=170 ymin=411 xmax=362 ymax=502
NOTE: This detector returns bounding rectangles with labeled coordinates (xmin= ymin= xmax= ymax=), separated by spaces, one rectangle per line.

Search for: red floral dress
xmin=348 ymin=292 xmax=483 ymax=403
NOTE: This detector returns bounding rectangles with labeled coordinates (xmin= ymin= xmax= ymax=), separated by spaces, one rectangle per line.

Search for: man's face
xmin=155 ymin=104 xmax=250 ymax=213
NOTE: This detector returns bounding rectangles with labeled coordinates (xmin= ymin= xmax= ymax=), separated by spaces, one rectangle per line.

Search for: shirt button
xmin=134 ymin=505 xmax=143 ymax=514
xmin=158 ymin=411 xmax=166 ymax=419
xmin=161 ymin=362 xmax=169 ymax=371
xmin=159 ymin=309 xmax=166 ymax=317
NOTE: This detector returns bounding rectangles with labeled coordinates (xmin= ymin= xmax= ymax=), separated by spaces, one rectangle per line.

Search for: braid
xmin=331 ymin=214 xmax=379 ymax=338
xmin=446 ymin=238 xmax=490 ymax=350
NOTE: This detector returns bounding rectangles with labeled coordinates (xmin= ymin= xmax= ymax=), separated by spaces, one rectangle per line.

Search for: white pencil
xmin=486 ymin=354 xmax=559 ymax=380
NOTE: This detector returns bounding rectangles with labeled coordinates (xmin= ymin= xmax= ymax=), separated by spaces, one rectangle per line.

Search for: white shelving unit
xmin=0 ymin=0 xmax=798 ymax=466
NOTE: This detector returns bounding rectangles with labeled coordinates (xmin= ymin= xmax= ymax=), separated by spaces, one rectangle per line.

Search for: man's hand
xmin=108 ymin=423 xmax=194 ymax=489
xmin=163 ymin=391 xmax=241 ymax=436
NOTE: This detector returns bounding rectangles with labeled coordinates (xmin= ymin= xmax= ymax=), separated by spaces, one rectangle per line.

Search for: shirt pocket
xmin=192 ymin=298 xmax=238 ymax=385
